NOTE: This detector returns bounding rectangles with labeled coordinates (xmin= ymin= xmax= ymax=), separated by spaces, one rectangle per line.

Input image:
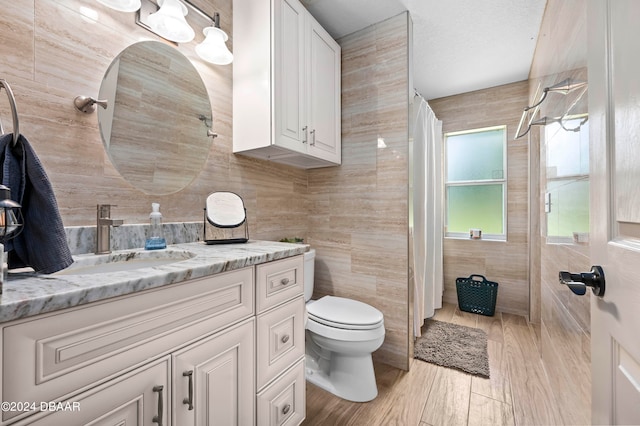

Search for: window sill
xmin=546 ymin=235 xmax=589 ymax=246
xmin=445 ymin=234 xmax=507 ymax=242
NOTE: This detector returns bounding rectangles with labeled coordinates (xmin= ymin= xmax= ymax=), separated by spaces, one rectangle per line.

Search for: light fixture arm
xmin=181 ymin=0 xmax=217 ymax=25
xmin=74 ymin=96 xmax=108 ymax=114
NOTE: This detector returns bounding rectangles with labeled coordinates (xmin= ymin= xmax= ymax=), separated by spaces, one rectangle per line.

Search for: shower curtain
xmin=411 ymin=95 xmax=444 ymax=338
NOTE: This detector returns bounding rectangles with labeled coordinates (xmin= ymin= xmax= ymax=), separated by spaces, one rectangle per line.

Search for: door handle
xmin=183 ymin=370 xmax=194 ymax=411
xmin=558 ymin=265 xmax=605 ymax=297
xmin=152 ymin=385 xmax=164 ymax=426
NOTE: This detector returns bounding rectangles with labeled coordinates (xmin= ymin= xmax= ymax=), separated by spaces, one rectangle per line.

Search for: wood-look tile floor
xmin=302 ymin=303 xmax=565 ymax=426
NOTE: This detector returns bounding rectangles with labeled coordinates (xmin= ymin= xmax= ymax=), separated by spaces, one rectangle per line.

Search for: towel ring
xmin=0 ymin=79 xmax=20 ymax=147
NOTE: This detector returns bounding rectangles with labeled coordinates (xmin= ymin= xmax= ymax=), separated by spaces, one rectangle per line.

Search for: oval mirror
xmin=97 ymin=41 xmax=213 ymax=195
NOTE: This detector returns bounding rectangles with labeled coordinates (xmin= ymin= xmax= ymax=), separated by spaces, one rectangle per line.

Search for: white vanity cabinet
xmin=255 ymin=256 xmax=306 ymax=426
xmin=233 ymin=0 xmax=341 ymax=169
xmin=0 ymin=253 xmax=306 ymax=426
xmin=1 ymin=267 xmax=254 ymax=426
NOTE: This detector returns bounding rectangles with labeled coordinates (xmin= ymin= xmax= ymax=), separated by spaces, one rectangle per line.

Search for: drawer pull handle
xmin=281 ymin=334 xmax=290 ymax=344
xmin=280 ymin=277 xmax=290 ymax=285
xmin=183 ymin=370 xmax=194 ymax=410
xmin=152 ymin=385 xmax=164 ymax=426
xmin=282 ymin=403 xmax=292 ymax=415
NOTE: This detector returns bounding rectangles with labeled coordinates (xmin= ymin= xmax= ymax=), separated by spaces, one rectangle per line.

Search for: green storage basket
xmin=455 ymin=274 xmax=498 ymax=316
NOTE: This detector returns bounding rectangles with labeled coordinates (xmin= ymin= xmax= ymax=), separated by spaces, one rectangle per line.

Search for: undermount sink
xmin=55 ymin=249 xmax=197 ymax=276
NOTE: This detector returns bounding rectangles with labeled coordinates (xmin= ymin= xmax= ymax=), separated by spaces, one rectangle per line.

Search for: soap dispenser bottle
xmin=145 ymin=203 xmax=166 ymax=250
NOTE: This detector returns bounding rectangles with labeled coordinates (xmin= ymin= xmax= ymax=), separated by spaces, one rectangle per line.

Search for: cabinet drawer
xmin=256 ymin=255 xmax=304 ymax=313
xmin=257 ymin=359 xmax=305 ymax=426
xmin=2 ymin=267 xmax=254 ymax=422
xmin=256 ymin=297 xmax=305 ymax=390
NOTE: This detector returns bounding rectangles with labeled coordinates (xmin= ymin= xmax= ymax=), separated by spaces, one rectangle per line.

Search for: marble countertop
xmin=0 ymin=240 xmax=308 ymax=324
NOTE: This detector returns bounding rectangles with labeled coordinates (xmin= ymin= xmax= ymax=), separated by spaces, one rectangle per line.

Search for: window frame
xmin=444 ymin=125 xmax=508 ymax=241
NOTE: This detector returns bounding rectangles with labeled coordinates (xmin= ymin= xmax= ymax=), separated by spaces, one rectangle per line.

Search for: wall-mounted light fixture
xmin=195 ymin=13 xmax=233 ymax=65
xmin=515 ymin=78 xmax=587 ymax=139
xmin=96 ymin=0 xmax=232 ymax=65
xmin=139 ymin=0 xmax=232 ymax=64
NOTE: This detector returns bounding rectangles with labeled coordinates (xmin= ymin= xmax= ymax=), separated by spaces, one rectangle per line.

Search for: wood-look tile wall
xmin=429 ymin=82 xmax=530 ymax=317
xmin=307 ymin=13 xmax=411 ymax=370
xmin=529 ymin=1 xmax=591 ymax=424
xmin=1 ymin=2 xmax=414 ymax=369
xmin=0 ymin=0 xmax=308 ymax=242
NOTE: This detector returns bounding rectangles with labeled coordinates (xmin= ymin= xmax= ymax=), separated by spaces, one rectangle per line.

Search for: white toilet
xmin=304 ymin=249 xmax=385 ymax=402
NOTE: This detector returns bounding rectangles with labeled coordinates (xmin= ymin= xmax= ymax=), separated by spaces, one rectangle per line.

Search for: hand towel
xmin=0 ymin=133 xmax=73 ymax=274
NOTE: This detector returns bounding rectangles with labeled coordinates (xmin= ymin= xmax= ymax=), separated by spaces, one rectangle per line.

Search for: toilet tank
xmin=303 ymin=249 xmax=315 ymax=302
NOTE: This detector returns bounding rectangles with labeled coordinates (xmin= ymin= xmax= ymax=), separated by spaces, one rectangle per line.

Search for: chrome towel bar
xmin=0 ymin=79 xmax=20 ymax=147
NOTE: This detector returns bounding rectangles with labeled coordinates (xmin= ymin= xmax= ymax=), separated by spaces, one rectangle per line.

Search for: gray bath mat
xmin=414 ymin=319 xmax=490 ymax=378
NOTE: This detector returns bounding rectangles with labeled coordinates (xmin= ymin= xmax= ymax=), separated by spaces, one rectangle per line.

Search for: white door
xmin=274 ymin=0 xmax=307 ymax=153
xmin=172 ymin=319 xmax=255 ymax=426
xmin=27 ymin=358 xmax=170 ymax=426
xmin=588 ymin=0 xmax=640 ymax=424
xmin=308 ymin=17 xmax=341 ymax=163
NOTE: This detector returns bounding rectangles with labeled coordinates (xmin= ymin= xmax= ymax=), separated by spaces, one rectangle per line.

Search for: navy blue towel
xmin=0 ymin=133 xmax=73 ymax=274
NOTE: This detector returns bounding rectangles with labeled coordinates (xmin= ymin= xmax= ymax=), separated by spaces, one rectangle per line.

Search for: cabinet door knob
xmin=280 ymin=277 xmax=290 ymax=286
xmin=282 ymin=403 xmax=291 ymax=415
xmin=281 ymin=334 xmax=290 ymax=344
xmin=152 ymin=385 xmax=164 ymax=426
xmin=183 ymin=370 xmax=194 ymax=411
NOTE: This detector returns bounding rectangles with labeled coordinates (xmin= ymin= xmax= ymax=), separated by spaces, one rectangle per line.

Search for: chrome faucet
xmin=96 ymin=204 xmax=123 ymax=254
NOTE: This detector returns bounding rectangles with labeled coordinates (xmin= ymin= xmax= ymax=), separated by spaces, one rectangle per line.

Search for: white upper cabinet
xmin=233 ymin=0 xmax=341 ymax=168
xmin=274 ymin=0 xmax=307 ymax=153
xmin=307 ymin=18 xmax=341 ymax=162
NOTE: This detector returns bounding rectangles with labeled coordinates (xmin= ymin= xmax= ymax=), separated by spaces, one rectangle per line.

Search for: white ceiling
xmin=300 ymin=0 xmax=547 ymax=100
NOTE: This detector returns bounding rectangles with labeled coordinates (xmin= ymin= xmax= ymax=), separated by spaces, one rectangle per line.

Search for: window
xmin=445 ymin=126 xmax=506 ymax=239
xmin=545 ymin=115 xmax=589 ymax=243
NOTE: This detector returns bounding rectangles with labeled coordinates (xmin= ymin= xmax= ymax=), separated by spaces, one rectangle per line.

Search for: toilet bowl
xmin=304 ymin=249 xmax=385 ymax=402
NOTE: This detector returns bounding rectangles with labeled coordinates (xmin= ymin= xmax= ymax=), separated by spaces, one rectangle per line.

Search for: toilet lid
xmin=307 ymin=296 xmax=384 ymax=330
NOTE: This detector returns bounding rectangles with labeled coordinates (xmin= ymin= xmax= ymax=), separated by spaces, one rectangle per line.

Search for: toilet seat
xmin=307 ymin=296 xmax=384 ymax=330
xmin=307 ymin=316 xmax=385 ymax=342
